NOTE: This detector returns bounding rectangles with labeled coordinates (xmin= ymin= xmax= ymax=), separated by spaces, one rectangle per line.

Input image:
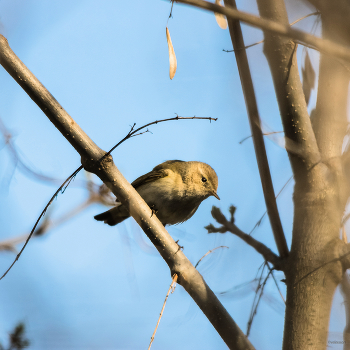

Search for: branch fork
xmin=206 ymin=206 xmax=284 ymax=270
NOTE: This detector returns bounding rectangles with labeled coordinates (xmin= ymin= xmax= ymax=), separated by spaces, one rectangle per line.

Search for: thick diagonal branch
xmin=222 ymin=0 xmax=288 ymax=258
xmin=0 ymin=35 xmax=254 ymax=350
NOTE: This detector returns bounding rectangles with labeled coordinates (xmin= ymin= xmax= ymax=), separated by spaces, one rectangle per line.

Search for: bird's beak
xmin=211 ymin=190 xmax=220 ymax=200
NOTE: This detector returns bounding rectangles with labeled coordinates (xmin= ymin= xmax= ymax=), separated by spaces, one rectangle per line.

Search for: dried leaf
xmin=214 ymin=0 xmax=227 ymax=29
xmin=166 ymin=27 xmax=177 ymax=80
xmin=302 ymin=51 xmax=316 ymax=106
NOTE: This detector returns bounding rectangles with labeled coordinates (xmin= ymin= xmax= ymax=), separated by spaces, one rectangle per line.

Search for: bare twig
xmin=174 ymin=0 xmax=350 ymax=61
xmin=239 ymin=131 xmax=283 ymax=145
xmin=148 ymin=274 xmax=178 ymax=350
xmin=0 ymin=116 xmax=71 ymax=186
xmin=223 ymin=40 xmax=264 ymax=53
xmin=195 ymin=246 xmax=229 ymax=268
xmin=224 ymin=11 xmax=320 ymax=53
xmin=266 ymin=262 xmax=285 ymax=304
xmin=206 ymin=207 xmax=283 ymax=270
xmin=168 ymin=0 xmax=175 ymax=20
xmin=0 ymin=166 xmax=82 ymax=280
xmin=247 ymin=263 xmax=271 ymax=336
xmin=294 ymin=249 xmax=350 ymax=286
xmin=0 ymin=198 xmax=94 ymax=252
xmin=105 ymin=115 xmax=217 ymax=158
xmin=249 ymin=176 xmax=293 ymax=236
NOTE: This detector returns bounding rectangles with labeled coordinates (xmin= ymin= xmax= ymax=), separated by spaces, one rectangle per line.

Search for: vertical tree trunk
xmin=255 ymin=0 xmax=348 ymax=348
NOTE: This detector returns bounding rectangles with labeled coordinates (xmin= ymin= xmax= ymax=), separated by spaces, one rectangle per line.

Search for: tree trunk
xmin=256 ymin=0 xmax=349 ymax=348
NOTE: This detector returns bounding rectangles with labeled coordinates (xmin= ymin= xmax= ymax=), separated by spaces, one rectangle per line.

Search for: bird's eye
xmin=201 ymin=177 xmax=207 ymax=183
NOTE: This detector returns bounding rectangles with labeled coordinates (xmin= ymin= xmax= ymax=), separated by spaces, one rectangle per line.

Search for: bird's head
xmin=184 ymin=161 xmax=220 ymax=200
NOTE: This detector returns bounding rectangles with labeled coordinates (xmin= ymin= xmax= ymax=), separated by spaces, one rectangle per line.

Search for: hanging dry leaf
xmin=166 ymin=27 xmax=177 ymax=80
xmin=302 ymin=51 xmax=316 ymax=106
xmin=214 ymin=0 xmax=227 ymax=29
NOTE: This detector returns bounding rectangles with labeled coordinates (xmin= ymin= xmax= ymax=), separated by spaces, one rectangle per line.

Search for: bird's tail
xmin=94 ymin=204 xmax=130 ymax=226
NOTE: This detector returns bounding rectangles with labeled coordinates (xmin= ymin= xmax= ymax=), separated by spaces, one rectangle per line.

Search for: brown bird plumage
xmin=94 ymin=160 xmax=219 ymax=226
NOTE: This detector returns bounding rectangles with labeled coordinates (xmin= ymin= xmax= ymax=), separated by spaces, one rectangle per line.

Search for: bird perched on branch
xmin=94 ymin=160 xmax=219 ymax=226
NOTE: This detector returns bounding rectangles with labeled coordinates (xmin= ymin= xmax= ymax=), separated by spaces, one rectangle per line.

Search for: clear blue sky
xmin=0 ymin=0 xmax=344 ymax=349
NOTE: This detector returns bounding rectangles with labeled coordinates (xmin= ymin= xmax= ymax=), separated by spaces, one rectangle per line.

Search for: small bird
xmin=94 ymin=160 xmax=219 ymax=226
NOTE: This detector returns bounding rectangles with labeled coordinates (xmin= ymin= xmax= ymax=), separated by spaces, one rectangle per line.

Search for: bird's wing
xmin=131 ymin=169 xmax=169 ymax=189
xmin=153 ymin=160 xmax=184 ymax=171
xmin=131 ymin=160 xmax=184 ymax=189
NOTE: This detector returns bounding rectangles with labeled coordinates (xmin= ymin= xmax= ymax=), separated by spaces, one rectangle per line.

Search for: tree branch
xmin=0 ymin=35 xmax=254 ymax=350
xmin=307 ymin=0 xmax=350 ymax=46
xmin=308 ymin=1 xmax=350 ymax=191
xmin=255 ymin=0 xmax=321 ymax=182
xmin=174 ymin=0 xmax=350 ymax=62
xmin=223 ymin=0 xmax=289 ymax=258
xmin=206 ymin=206 xmax=284 ymax=270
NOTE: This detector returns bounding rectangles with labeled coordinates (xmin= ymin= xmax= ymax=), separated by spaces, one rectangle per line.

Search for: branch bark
xmin=255 ymin=0 xmax=321 ymax=182
xmin=308 ymin=0 xmax=350 ymax=202
xmin=0 ymin=35 xmax=254 ymax=350
xmin=174 ymin=0 xmax=350 ymax=62
xmin=252 ymin=1 xmax=347 ymax=349
xmin=222 ymin=0 xmax=288 ymax=258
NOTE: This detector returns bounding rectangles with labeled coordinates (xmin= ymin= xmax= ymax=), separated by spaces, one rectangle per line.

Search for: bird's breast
xmin=136 ymin=173 xmax=201 ymax=225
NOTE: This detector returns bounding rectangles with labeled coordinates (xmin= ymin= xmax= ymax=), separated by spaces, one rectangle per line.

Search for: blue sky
xmin=0 ymin=1 xmax=345 ymax=349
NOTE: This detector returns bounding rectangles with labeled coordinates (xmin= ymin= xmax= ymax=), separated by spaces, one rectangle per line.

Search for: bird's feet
xmin=150 ymin=205 xmax=158 ymax=218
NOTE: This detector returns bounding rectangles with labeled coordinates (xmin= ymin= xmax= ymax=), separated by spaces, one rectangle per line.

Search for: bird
xmin=94 ymin=160 xmax=219 ymax=226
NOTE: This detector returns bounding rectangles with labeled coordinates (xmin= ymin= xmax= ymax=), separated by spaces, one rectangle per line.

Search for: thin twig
xmin=290 ymin=11 xmax=320 ymax=27
xmin=148 ymin=274 xmax=178 ymax=350
xmin=206 ymin=207 xmax=283 ymax=269
xmin=195 ymin=246 xmax=229 ymax=268
xmin=266 ymin=262 xmax=286 ymax=304
xmin=0 ymin=116 xmax=216 ymax=280
xmin=0 ymin=198 xmax=94 ymax=252
xmin=0 ymin=116 xmax=68 ymax=185
xmin=0 ymin=166 xmax=82 ymax=280
xmin=247 ymin=262 xmax=270 ymax=336
xmin=295 ymin=250 xmax=350 ymax=286
xmin=223 ymin=11 xmax=320 ymax=53
xmin=223 ymin=40 xmax=264 ymax=53
xmin=239 ymin=131 xmax=284 ymax=145
xmin=168 ymin=0 xmax=175 ymax=20
xmin=0 ymin=116 xmax=99 ymax=191
xmin=174 ymin=0 xmax=350 ymax=61
xmin=249 ymin=176 xmax=293 ymax=236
